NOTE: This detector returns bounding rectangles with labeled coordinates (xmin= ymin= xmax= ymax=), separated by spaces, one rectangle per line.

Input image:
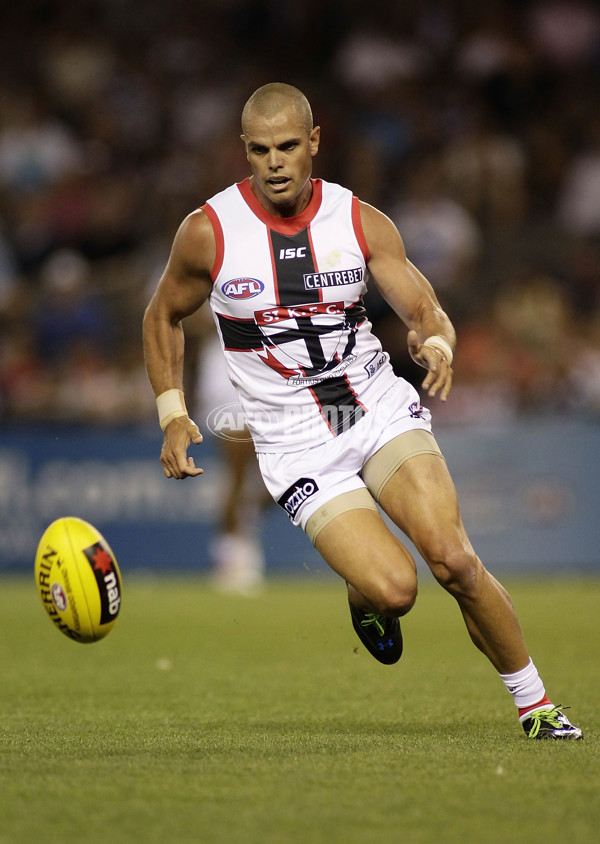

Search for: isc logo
xmin=222 ymin=278 xmax=264 ymax=299
xmin=279 ymin=247 xmax=307 ymax=260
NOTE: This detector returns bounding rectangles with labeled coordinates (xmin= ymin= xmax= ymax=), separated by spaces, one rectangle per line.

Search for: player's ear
xmin=310 ymin=126 xmax=320 ymax=157
xmin=240 ymin=134 xmax=249 ymax=160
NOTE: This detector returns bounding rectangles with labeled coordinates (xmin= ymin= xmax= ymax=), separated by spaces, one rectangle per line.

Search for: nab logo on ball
xmin=222 ymin=277 xmax=264 ymax=299
xmin=83 ymin=542 xmax=122 ymax=624
xmin=34 ymin=516 xmax=123 ymax=644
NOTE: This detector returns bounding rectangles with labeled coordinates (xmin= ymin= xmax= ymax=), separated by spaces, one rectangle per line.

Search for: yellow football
xmin=34 ymin=516 xmax=122 ymax=643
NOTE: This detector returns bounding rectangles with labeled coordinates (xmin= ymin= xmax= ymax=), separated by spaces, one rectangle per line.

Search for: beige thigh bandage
xmin=305 ymin=488 xmax=378 ymax=546
xmin=362 ymin=429 xmax=445 ymax=503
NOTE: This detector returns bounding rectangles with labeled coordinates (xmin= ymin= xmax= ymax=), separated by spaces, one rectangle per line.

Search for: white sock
xmin=499 ymin=658 xmax=546 ymax=711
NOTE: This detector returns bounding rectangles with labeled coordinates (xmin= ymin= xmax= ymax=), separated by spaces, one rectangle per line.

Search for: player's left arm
xmin=359 ymin=200 xmax=456 ymax=401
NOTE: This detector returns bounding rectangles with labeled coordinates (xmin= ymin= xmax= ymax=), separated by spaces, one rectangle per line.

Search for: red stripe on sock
xmin=518 ymin=695 xmax=552 ymax=719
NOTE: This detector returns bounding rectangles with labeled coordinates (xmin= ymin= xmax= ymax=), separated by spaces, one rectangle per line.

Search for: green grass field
xmin=1 ymin=574 xmax=598 ymax=844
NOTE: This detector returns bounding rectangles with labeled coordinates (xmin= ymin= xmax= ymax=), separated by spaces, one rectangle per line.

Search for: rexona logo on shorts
xmin=222 ymin=278 xmax=264 ymax=299
xmin=277 ymin=477 xmax=319 ymax=519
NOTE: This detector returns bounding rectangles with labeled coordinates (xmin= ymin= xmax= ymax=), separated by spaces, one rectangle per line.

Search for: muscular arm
xmin=142 ymin=209 xmax=215 ymax=477
xmin=359 ymin=201 xmax=456 ymax=401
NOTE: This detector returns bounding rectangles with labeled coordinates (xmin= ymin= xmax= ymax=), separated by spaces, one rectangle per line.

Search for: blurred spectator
xmin=456 ymin=4 xmax=522 ymax=81
xmin=0 ymin=322 xmax=51 ymax=420
xmin=334 ymin=23 xmax=429 ymax=94
xmin=556 ymin=119 xmax=600 ymax=237
xmin=0 ymin=229 xmax=18 ymax=307
xmin=390 ymin=154 xmax=481 ymax=311
xmin=442 ymin=108 xmax=528 ymax=232
xmin=492 ymin=270 xmax=575 ymax=412
xmin=33 ymin=249 xmax=108 ymax=364
xmin=527 ymin=1 xmax=600 ymax=68
xmin=0 ymin=93 xmax=84 ymax=192
xmin=569 ymin=307 xmax=600 ymax=415
xmin=41 ymin=28 xmax=115 ymax=108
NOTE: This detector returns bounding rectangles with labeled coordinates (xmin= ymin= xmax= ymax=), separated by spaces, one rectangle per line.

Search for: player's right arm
xmin=143 ymin=209 xmax=215 ymax=479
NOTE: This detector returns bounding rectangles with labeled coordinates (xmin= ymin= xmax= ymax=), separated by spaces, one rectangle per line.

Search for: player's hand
xmin=407 ymin=330 xmax=453 ymax=402
xmin=160 ymin=416 xmax=204 ymax=479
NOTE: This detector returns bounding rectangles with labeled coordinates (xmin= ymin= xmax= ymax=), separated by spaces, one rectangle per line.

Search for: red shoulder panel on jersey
xmin=351 ymin=196 xmax=370 ymax=262
xmin=201 ymin=203 xmax=224 ymax=281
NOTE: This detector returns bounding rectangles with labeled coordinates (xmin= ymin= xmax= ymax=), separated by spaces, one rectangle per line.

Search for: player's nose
xmin=267 ymin=149 xmax=283 ymax=169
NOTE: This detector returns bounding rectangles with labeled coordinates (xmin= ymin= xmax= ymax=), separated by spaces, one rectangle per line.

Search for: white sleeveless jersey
xmin=203 ymin=178 xmax=398 ymax=452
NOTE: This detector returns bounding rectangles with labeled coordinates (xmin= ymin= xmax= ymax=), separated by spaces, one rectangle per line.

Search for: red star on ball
xmin=92 ymin=547 xmax=113 ymax=574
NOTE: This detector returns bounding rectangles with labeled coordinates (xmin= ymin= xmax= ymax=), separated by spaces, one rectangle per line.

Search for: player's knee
xmin=370 ymin=570 xmax=418 ymax=617
xmin=427 ymin=543 xmax=483 ymax=598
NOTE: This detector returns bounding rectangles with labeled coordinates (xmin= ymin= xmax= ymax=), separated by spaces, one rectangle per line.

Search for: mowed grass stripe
xmin=0 ymin=576 xmax=598 ymax=844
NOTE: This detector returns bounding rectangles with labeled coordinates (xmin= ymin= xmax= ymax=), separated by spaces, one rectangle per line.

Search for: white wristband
xmin=156 ymin=389 xmax=188 ymax=431
xmin=422 ymin=335 xmax=453 ymax=365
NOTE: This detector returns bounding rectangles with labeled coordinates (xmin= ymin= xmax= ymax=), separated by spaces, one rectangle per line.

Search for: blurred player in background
xmin=196 ymin=322 xmax=268 ymax=594
xmin=143 ymin=83 xmax=582 ymax=740
xmin=184 ymin=308 xmax=269 ymax=594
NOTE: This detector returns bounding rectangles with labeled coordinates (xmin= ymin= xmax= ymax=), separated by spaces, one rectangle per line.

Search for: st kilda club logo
xmin=83 ymin=542 xmax=122 ymax=624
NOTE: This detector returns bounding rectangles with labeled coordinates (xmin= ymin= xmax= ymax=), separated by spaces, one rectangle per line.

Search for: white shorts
xmin=257 ymin=378 xmax=434 ymax=531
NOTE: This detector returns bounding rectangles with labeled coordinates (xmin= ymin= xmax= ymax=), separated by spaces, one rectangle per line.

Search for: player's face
xmin=242 ymin=108 xmax=320 ymax=217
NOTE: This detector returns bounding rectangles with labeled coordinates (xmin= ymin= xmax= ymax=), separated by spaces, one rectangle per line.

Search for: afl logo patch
xmin=222 ymin=278 xmax=264 ymax=299
xmin=51 ymin=582 xmax=68 ymax=611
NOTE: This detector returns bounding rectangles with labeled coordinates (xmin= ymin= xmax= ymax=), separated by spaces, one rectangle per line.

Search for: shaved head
xmin=242 ymin=83 xmax=313 ymax=136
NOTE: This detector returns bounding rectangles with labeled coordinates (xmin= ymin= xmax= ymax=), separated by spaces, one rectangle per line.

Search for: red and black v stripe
xmin=268 ymin=227 xmax=319 ymax=306
xmin=268 ymin=225 xmax=365 ymax=434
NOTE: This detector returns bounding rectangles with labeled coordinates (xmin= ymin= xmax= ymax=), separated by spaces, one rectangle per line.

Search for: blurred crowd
xmin=1 ymin=0 xmax=600 ymax=426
